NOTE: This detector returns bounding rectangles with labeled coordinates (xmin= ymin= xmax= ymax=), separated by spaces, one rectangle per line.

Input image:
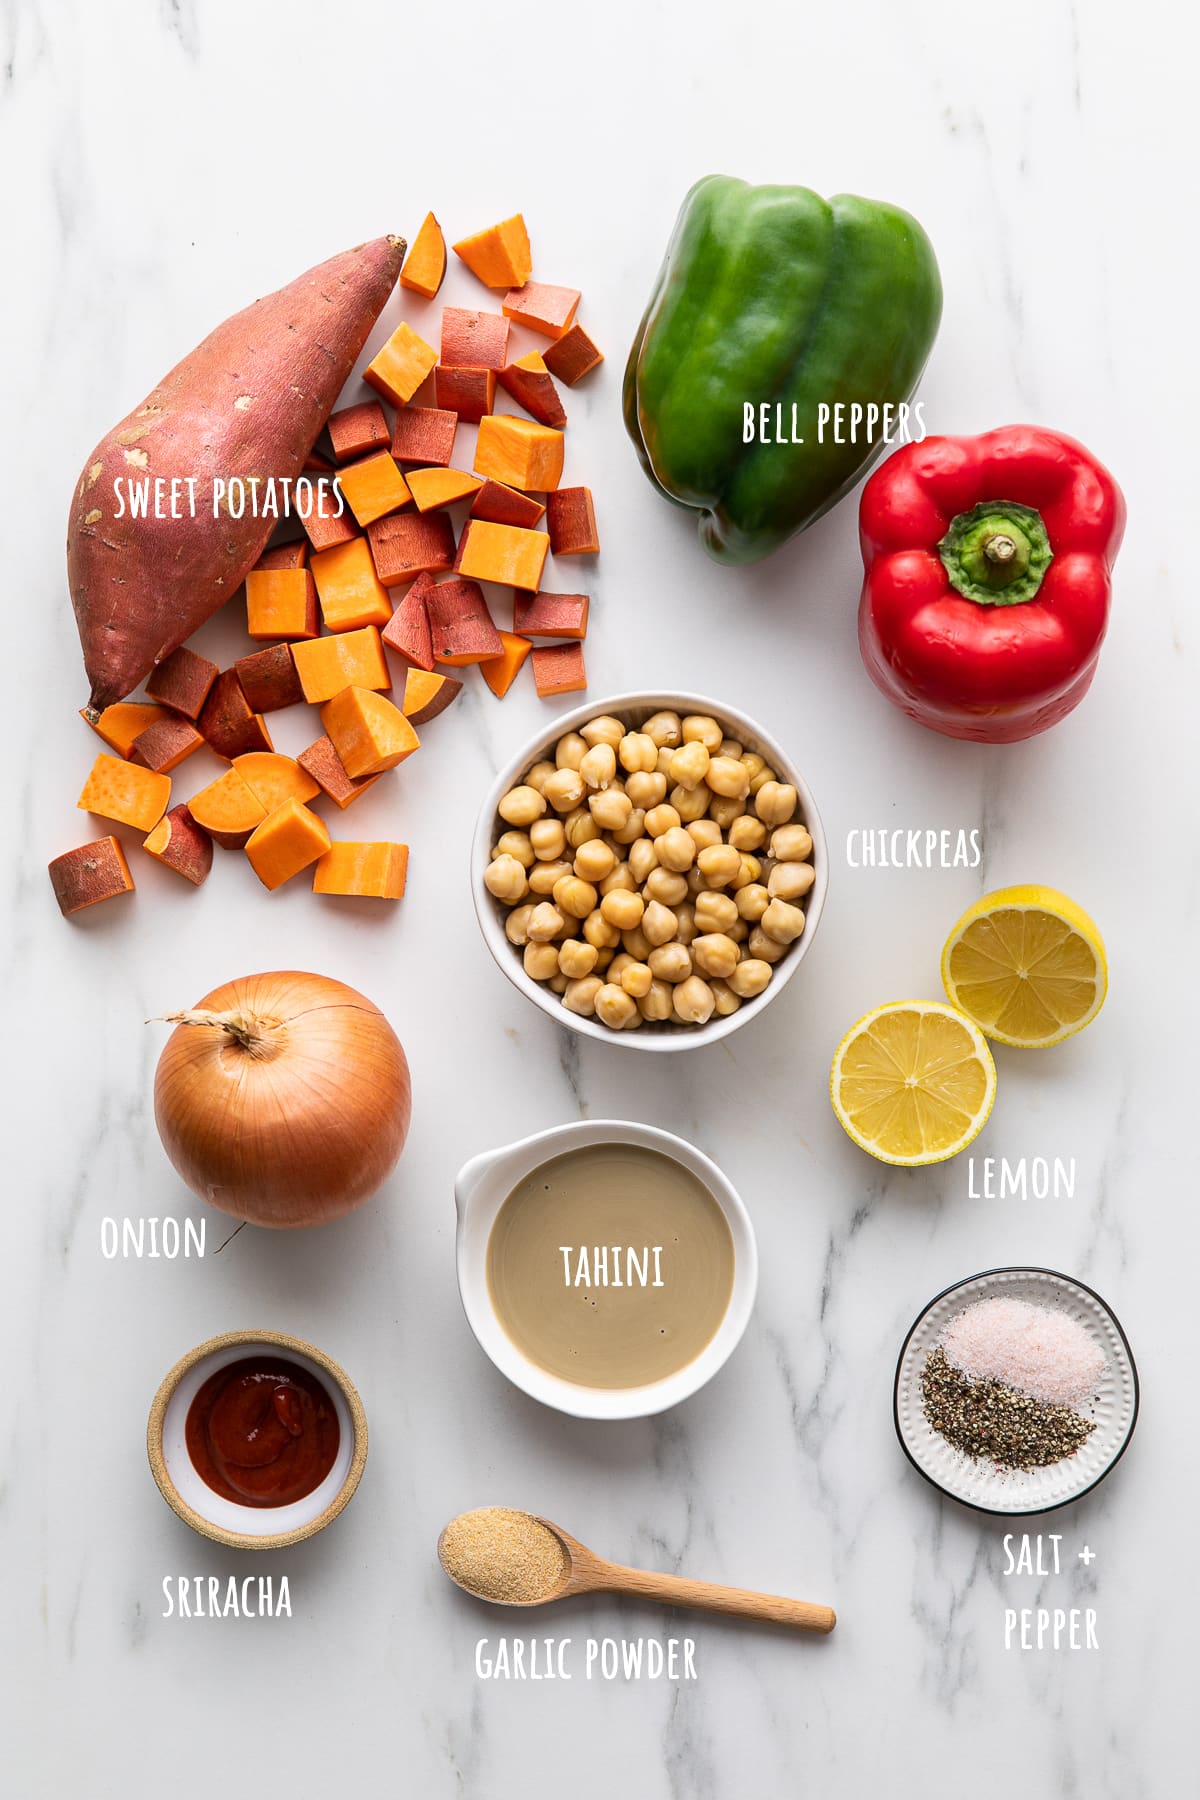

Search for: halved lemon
xmin=830 ymin=1001 xmax=997 ymax=1166
xmin=941 ymin=886 xmax=1107 ymax=1048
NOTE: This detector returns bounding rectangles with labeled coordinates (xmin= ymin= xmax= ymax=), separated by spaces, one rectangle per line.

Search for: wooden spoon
xmin=438 ymin=1509 xmax=836 ymax=1634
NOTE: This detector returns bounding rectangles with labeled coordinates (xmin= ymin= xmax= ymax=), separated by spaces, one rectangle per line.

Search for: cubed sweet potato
xmin=480 ymin=631 xmax=532 ymax=698
xmin=336 ymin=452 xmax=412 ymax=528
xmin=311 ymin=536 xmax=393 ymax=630
xmin=453 ymin=215 xmax=532 ymax=290
xmin=474 ymin=415 xmax=564 ymax=492
xmin=425 ymin=579 xmax=504 ymax=666
xmin=187 ymin=767 xmax=268 ymax=849
xmin=456 ymin=519 xmax=550 ymax=592
xmin=320 ymin=687 xmax=420 ymax=777
xmin=302 ymin=497 xmax=358 ymax=552
xmin=364 ymin=321 xmax=438 ymax=408
xmin=543 ymin=323 xmax=604 ymax=385
xmin=254 ymin=538 xmax=309 ymax=572
xmin=502 ymin=282 xmax=581 ymax=338
xmin=390 ymin=406 xmax=458 ymax=467
xmin=469 ymin=480 xmax=546 ymax=530
xmin=86 ymin=702 xmax=170 ymax=757
xmin=129 ymin=716 xmax=206 ymax=773
xmin=440 ymin=308 xmax=510 ymax=370
xmin=381 ymin=573 xmax=435 ymax=672
xmin=328 ymin=400 xmax=391 ymax=463
xmin=245 ymin=567 xmax=319 ymax=641
xmin=49 ymin=837 xmax=136 ymax=916
xmin=232 ymin=752 xmax=320 ymax=811
xmin=400 ymin=212 xmax=447 ymax=300
xmin=498 ymin=353 xmax=567 ymax=430
xmin=401 ymin=667 xmax=463 ymax=724
xmin=142 ymin=805 xmax=213 ymax=886
xmin=434 ymin=366 xmax=496 ymax=424
xmin=546 ymin=487 xmax=600 ymax=556
xmin=406 ymin=467 xmax=483 ymax=512
xmin=145 ymin=646 xmax=219 ymax=720
xmin=292 ymin=626 xmax=391 ymax=703
xmin=234 ymin=644 xmax=305 ymax=713
xmin=367 ymin=511 xmax=457 ymax=586
xmin=198 ymin=670 xmax=274 ymax=760
xmin=313 ymin=841 xmax=409 ymax=899
xmin=297 ymin=736 xmax=384 ymax=809
xmin=245 ymin=798 xmax=331 ymax=891
xmin=512 ymin=591 xmax=590 ymax=639
xmin=532 ymin=641 xmax=587 ymax=697
xmin=78 ymin=753 xmax=171 ymax=832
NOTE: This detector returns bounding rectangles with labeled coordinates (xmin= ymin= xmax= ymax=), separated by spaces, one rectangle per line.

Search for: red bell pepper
xmin=857 ymin=426 xmax=1125 ymax=743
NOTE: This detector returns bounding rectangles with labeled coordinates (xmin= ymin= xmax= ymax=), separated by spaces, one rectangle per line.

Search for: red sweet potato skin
xmin=69 ymin=235 xmax=406 ymax=713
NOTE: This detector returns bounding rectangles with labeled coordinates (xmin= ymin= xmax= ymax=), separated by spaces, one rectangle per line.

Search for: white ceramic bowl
xmin=471 ymin=691 xmax=828 ymax=1051
xmin=455 ymin=1119 xmax=758 ymax=1420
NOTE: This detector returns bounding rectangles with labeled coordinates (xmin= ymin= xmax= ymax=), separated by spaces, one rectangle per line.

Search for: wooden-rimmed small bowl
xmin=147 ymin=1329 xmax=368 ymax=1550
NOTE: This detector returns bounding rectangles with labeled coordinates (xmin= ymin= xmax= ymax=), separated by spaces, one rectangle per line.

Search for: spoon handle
xmin=591 ymin=1562 xmax=836 ymax=1633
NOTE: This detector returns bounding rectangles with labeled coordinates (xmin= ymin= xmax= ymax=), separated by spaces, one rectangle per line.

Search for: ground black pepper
xmin=920 ymin=1346 xmax=1096 ymax=1470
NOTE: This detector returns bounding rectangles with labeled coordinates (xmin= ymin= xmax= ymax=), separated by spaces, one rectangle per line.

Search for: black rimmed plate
xmin=894 ymin=1267 xmax=1138 ymax=1516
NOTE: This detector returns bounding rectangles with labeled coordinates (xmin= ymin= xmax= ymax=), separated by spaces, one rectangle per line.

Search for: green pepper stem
xmin=938 ymin=501 xmax=1053 ymax=607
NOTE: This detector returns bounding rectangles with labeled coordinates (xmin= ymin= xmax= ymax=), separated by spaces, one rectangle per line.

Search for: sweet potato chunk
xmin=546 ymin=487 xmax=600 ymax=556
xmin=441 ymin=308 xmax=510 ymax=371
xmin=390 ymin=406 xmax=457 ymax=467
xmin=87 ymin=702 xmax=169 ymax=756
xmin=381 ymin=573 xmax=435 ymax=672
xmin=232 ymin=752 xmax=320 ymax=811
xmin=469 ymin=480 xmax=546 ymax=530
xmin=245 ymin=567 xmax=319 ymax=641
xmin=145 ymin=646 xmax=219 ymax=720
xmin=198 ymin=670 xmax=274 ymax=759
xmin=457 ymin=519 xmax=550 ymax=592
xmin=502 ymin=282 xmax=581 ymax=338
xmin=474 ymin=415 xmax=564 ymax=492
xmin=245 ymin=798 xmax=332 ymax=891
xmin=406 ymin=468 xmax=482 ymax=512
xmin=532 ymin=641 xmax=587 ymax=697
xmin=142 ymin=805 xmax=213 ymax=886
xmin=321 ymin=687 xmax=420 ymax=777
xmin=434 ymin=366 xmax=496 ymax=424
xmin=453 ymin=215 xmax=532 ymax=289
xmin=234 ymin=644 xmax=304 ymax=713
xmin=400 ymin=212 xmax=447 ymax=300
xmin=313 ymin=841 xmax=409 ymax=899
xmin=425 ymin=579 xmax=504 ymax=666
xmin=401 ymin=667 xmax=462 ymax=724
xmin=254 ymin=538 xmax=309 ymax=572
xmin=78 ymin=753 xmax=170 ymax=832
xmin=129 ymin=716 xmax=205 ymax=773
xmin=311 ymin=536 xmax=393 ymax=630
xmin=297 ymin=736 xmax=384 ymax=809
xmin=367 ymin=511 xmax=457 ymax=586
xmin=328 ymin=400 xmax=391 ymax=463
xmin=49 ymin=837 xmax=135 ymax=915
xmin=364 ymin=321 xmax=438 ymax=408
xmin=336 ymin=452 xmax=412 ymax=528
xmin=498 ymin=353 xmax=567 ymax=430
xmin=302 ymin=498 xmax=358 ymax=552
xmin=292 ymin=627 xmax=391 ymax=703
xmin=188 ymin=767 xmax=268 ymax=849
xmin=480 ymin=631 xmax=532 ymax=698
xmin=543 ymin=323 xmax=604 ymax=385
xmin=513 ymin=591 xmax=590 ymax=640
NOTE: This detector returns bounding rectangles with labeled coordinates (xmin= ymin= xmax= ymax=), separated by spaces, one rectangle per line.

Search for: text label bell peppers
xmin=624 ymin=175 xmax=943 ymax=566
xmin=857 ymin=426 xmax=1125 ymax=743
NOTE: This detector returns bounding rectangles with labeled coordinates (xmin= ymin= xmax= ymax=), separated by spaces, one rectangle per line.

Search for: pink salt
xmin=941 ymin=1297 xmax=1105 ymax=1408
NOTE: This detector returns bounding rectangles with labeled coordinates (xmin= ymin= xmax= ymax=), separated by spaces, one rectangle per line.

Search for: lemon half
xmin=830 ymin=1001 xmax=997 ymax=1167
xmin=941 ymin=886 xmax=1107 ymax=1048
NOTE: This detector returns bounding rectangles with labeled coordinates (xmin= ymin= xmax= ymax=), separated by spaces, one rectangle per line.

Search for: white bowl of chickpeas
xmin=472 ymin=692 xmax=827 ymax=1049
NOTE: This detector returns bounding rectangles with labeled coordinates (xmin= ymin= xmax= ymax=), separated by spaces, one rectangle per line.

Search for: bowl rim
xmin=146 ymin=1328 xmax=368 ymax=1550
xmin=455 ymin=1118 xmax=759 ymax=1419
xmin=470 ymin=689 xmax=828 ymax=1052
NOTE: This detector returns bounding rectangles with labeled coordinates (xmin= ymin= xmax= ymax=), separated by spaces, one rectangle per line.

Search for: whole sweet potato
xmin=69 ymin=235 xmax=405 ymax=713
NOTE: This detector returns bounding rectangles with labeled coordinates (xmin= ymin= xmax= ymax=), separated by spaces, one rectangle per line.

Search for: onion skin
xmin=154 ymin=970 xmax=411 ymax=1229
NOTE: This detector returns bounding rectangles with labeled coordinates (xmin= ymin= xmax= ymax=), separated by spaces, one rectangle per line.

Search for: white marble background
xmin=3 ymin=0 xmax=1196 ymax=1794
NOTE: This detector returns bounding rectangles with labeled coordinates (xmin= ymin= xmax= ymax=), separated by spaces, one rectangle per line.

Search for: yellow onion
xmin=154 ymin=970 xmax=411 ymax=1229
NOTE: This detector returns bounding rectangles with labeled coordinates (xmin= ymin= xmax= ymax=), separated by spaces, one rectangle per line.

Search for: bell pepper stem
xmin=939 ymin=501 xmax=1053 ymax=606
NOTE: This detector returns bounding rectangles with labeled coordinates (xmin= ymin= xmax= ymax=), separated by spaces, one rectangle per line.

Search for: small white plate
xmin=894 ymin=1267 xmax=1138 ymax=1515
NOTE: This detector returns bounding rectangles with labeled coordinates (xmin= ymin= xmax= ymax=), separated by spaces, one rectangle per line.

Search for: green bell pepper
xmin=623 ymin=176 xmax=943 ymax=565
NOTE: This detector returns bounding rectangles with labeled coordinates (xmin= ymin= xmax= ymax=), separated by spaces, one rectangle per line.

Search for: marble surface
xmin=4 ymin=0 xmax=1196 ymax=1794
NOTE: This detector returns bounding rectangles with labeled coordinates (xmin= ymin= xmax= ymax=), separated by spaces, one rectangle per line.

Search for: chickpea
xmin=710 ymin=977 xmax=741 ymax=1018
xmin=685 ymin=866 xmax=707 ymax=899
xmin=728 ymin=814 xmax=767 ymax=852
xmin=696 ymin=843 xmax=741 ymax=888
xmin=727 ymin=918 xmax=749 ymax=944
xmin=548 ymin=973 xmax=569 ymax=995
xmin=558 ymin=938 xmax=598 ymax=979
xmin=674 ymin=901 xmax=698 ymax=946
xmin=643 ymin=710 xmax=682 ymax=748
xmin=543 ymin=768 xmax=586 ymax=813
xmin=621 ymin=925 xmax=653 ymax=962
xmin=670 ymin=783 xmax=711 ymax=823
xmin=769 ymin=861 xmax=816 ymax=902
xmin=593 ymin=946 xmax=615 ymax=973
xmin=526 ymin=901 xmax=566 ymax=942
xmin=600 ymin=888 xmax=645 ymax=931
xmin=673 ymin=975 xmax=716 ymax=1024
xmin=524 ymin=941 xmax=561 ymax=981
xmin=626 ymin=770 xmax=667 ymax=810
xmin=619 ymin=731 xmax=658 ymax=774
xmin=564 ymin=807 xmax=601 ymax=850
xmin=589 ymin=789 xmax=633 ymax=832
xmin=648 ymin=942 xmax=692 ymax=984
xmin=530 ymin=818 xmax=566 ymax=861
xmin=574 ymin=837 xmax=616 ymax=883
xmin=642 ymin=899 xmax=678 ymax=947
xmin=719 ymin=738 xmax=743 ymax=760
xmin=599 ymin=861 xmax=636 ymax=895
xmin=770 ymin=824 xmax=814 ymax=863
xmin=505 ymin=902 xmax=535 ymax=945
xmin=563 ymin=975 xmax=603 ymax=1016
xmin=555 ymin=731 xmax=587 ymax=771
xmin=705 ymin=755 xmax=751 ymax=799
xmin=612 ymin=807 xmax=647 ymax=846
xmin=644 ymin=803 xmax=681 ymax=839
xmin=731 ymin=854 xmax=761 ymax=891
xmin=691 ymin=932 xmax=740 ymax=979
xmin=496 ymin=830 xmax=535 ymax=868
xmin=687 ymin=818 xmax=723 ymax=853
xmin=595 ymin=983 xmax=639 ymax=1030
xmin=580 ymin=743 xmax=617 ymax=790
xmin=668 ymin=740 xmax=711 ymax=789
xmin=484 ymin=855 xmax=529 ymax=904
xmin=581 ymin=714 xmax=625 ymax=750
xmin=644 ymin=866 xmax=689 ymax=907
xmin=655 ymin=746 xmax=675 ymax=777
xmin=529 ymin=858 xmax=572 ymax=895
xmin=606 ymin=952 xmax=634 ymax=984
xmin=708 ymin=793 xmax=744 ymax=830
xmin=498 ymin=784 xmax=546 ymax=827
xmin=525 ymin=760 xmax=556 ymax=795
xmin=761 ymin=898 xmax=806 ymax=944
xmin=682 ymin=713 xmax=723 ymax=752
xmin=639 ymin=979 xmax=674 ymax=1022
xmin=748 ymin=762 xmax=777 ymax=796
xmin=553 ymin=875 xmax=599 ymax=919
xmin=728 ymin=958 xmax=773 ymax=999
xmin=620 ymin=960 xmax=653 ymax=999
xmin=628 ymin=837 xmax=659 ymax=885
xmin=657 ymin=825 xmax=697 ymax=872
xmin=583 ymin=909 xmax=620 ymax=950
xmin=735 ymin=882 xmax=770 ymax=922
xmin=748 ymin=925 xmax=788 ymax=963
xmin=694 ymin=890 xmax=738 ymax=934
xmin=755 ymin=780 xmax=797 ymax=825
xmin=740 ymin=752 xmax=766 ymax=787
